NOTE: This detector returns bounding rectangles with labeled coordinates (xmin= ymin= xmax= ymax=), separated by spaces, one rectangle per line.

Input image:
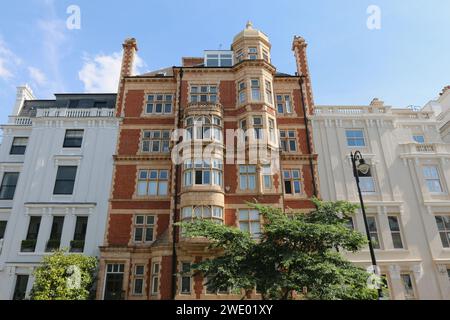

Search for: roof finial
xmin=246 ymin=20 xmax=253 ymax=29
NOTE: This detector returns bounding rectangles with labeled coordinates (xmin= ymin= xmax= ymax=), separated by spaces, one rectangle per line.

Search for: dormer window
xmin=204 ymin=51 xmax=233 ymax=67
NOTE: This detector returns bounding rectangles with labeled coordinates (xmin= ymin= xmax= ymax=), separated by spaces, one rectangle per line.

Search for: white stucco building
xmin=312 ymin=97 xmax=450 ymax=300
xmin=0 ymin=86 xmax=119 ymax=300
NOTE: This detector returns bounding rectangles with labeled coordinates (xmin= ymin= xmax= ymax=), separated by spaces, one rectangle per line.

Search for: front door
xmin=103 ymin=264 xmax=125 ymax=300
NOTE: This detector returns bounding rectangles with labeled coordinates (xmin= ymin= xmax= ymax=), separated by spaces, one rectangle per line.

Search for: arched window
xmin=184 ymin=116 xmax=222 ymax=142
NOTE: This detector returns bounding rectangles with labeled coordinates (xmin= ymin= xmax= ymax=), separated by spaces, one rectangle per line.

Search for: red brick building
xmin=97 ymin=22 xmax=318 ymax=300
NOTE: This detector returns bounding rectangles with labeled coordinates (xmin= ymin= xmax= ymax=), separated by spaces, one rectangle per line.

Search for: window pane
xmin=135 ymin=215 xmax=144 ymax=224
xmin=388 ymin=217 xmax=400 ymax=231
xmin=240 ymin=222 xmax=249 ymax=232
xmin=248 ymin=175 xmax=256 ymax=190
xmin=134 ymin=227 xmax=143 ymax=242
xmin=239 ymin=176 xmax=247 ymax=190
xmin=158 ymin=181 xmax=168 ymax=195
xmin=137 ymin=182 xmax=147 ymax=195
xmin=148 ymin=182 xmax=157 ymax=195
xmin=145 ymin=227 xmax=154 ymax=241
xmin=392 ymin=233 xmax=404 ymax=249
xmin=239 ymin=210 xmax=249 ymax=220
xmin=293 ymin=181 xmax=301 ymax=194
xmin=134 ymin=279 xmax=143 ymax=294
xmin=249 ymin=210 xmax=259 ymax=220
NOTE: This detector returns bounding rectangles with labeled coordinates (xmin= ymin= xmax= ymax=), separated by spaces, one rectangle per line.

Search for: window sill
xmin=142 ymin=113 xmax=173 ymax=117
xmin=133 ymin=195 xmax=171 ymax=200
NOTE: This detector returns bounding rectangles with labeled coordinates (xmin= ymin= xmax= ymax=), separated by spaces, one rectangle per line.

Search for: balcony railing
xmin=314 ymin=106 xmax=434 ymax=120
xmin=8 ymin=117 xmax=33 ymax=126
xmin=314 ymin=106 xmax=387 ymax=115
xmin=36 ymin=108 xmax=115 ymax=118
xmin=400 ymin=142 xmax=450 ymax=155
xmin=415 ymin=144 xmax=436 ymax=152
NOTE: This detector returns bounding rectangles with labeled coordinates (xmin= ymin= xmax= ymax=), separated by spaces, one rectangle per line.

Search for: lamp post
xmin=350 ymin=151 xmax=383 ymax=300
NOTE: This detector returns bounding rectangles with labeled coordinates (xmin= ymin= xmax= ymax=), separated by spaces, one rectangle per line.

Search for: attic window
xmin=155 ymin=72 xmax=166 ymax=77
xmin=204 ymin=51 xmax=233 ymax=67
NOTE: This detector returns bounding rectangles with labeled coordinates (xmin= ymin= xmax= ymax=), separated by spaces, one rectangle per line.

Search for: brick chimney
xmin=292 ymin=36 xmax=315 ymax=113
xmin=116 ymin=38 xmax=138 ymax=117
xmin=12 ymin=84 xmax=35 ymax=117
xmin=120 ymin=38 xmax=138 ymax=79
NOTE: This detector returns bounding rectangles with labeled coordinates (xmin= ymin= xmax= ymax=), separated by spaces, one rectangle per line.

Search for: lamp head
xmin=356 ymin=158 xmax=371 ymax=175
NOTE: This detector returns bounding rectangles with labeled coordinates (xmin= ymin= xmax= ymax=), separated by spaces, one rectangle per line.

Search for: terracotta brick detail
xmin=219 ymin=81 xmax=236 ymax=108
xmin=124 ymin=90 xmax=145 ymax=118
xmin=160 ymin=256 xmax=173 ymax=300
xmin=157 ymin=214 xmax=170 ymax=238
xmin=111 ymin=200 xmax=171 ymax=210
xmin=118 ymin=129 xmax=140 ymax=155
xmin=112 ymin=165 xmax=137 ymax=199
xmin=194 ymin=256 xmax=203 ymax=299
xmin=107 ymin=214 xmax=132 ymax=245
xmin=225 ymin=208 xmax=236 ymax=226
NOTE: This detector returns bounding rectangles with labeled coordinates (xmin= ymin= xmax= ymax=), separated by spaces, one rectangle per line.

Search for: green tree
xmin=177 ymin=199 xmax=379 ymax=300
xmin=30 ymin=250 xmax=98 ymax=300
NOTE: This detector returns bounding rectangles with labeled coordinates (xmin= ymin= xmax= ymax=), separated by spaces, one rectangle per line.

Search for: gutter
xmin=298 ymin=75 xmax=318 ymax=198
xmin=171 ymin=67 xmax=183 ymax=299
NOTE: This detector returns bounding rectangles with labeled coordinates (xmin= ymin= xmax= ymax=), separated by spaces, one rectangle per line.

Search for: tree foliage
xmin=177 ymin=198 xmax=378 ymax=300
xmin=30 ymin=250 xmax=98 ymax=300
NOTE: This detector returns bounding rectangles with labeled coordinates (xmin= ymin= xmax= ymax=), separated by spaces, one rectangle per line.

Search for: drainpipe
xmin=298 ymin=75 xmax=318 ymax=198
xmin=171 ymin=67 xmax=183 ymax=299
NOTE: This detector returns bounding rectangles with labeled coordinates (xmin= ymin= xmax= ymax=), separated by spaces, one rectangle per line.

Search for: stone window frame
xmin=422 ymin=164 xmax=447 ymax=195
xmin=400 ymin=272 xmax=417 ymax=300
xmin=131 ymin=214 xmax=157 ymax=245
xmin=279 ymin=129 xmax=298 ymax=153
xmin=136 ymin=169 xmax=169 ymax=197
xmin=131 ymin=264 xmax=146 ymax=296
xmin=140 ymin=129 xmax=171 ymax=154
xmin=179 ymin=261 xmax=193 ymax=295
xmin=366 ymin=215 xmax=383 ymax=250
xmin=387 ymin=215 xmax=406 ymax=250
xmin=237 ymin=208 xmax=262 ymax=239
xmin=275 ymin=93 xmax=293 ymax=114
xmin=188 ymin=83 xmax=220 ymax=104
xmin=143 ymin=93 xmax=174 ymax=116
xmin=150 ymin=260 xmax=161 ymax=296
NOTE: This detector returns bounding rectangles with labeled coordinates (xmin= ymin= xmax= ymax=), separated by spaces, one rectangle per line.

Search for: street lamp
xmin=350 ymin=151 xmax=383 ymax=300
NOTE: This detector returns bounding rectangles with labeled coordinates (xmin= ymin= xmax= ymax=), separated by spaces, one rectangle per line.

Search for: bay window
xmin=183 ymin=159 xmax=223 ymax=187
xmin=181 ymin=206 xmax=224 ymax=224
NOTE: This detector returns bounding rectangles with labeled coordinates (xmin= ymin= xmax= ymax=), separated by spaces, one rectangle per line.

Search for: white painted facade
xmin=0 ymin=87 xmax=119 ymax=299
xmin=312 ymin=98 xmax=450 ymax=300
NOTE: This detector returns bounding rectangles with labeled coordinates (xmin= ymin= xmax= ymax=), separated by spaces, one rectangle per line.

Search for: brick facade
xmin=98 ymin=24 xmax=318 ymax=300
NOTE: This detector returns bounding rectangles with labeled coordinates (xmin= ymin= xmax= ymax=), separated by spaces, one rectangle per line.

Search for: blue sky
xmin=0 ymin=0 xmax=449 ymax=124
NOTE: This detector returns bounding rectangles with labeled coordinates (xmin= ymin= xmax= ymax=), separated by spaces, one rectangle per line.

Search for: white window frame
xmin=345 ymin=129 xmax=366 ymax=147
xmin=133 ymin=215 xmax=156 ymax=244
xmin=387 ymin=215 xmax=404 ymax=249
xmin=137 ymin=169 xmax=169 ymax=196
xmin=132 ymin=264 xmax=145 ymax=295
xmin=238 ymin=209 xmax=261 ymax=239
xmin=151 ymin=262 xmax=160 ymax=295
xmin=423 ymin=165 xmax=445 ymax=194
xmin=145 ymin=94 xmax=173 ymax=115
